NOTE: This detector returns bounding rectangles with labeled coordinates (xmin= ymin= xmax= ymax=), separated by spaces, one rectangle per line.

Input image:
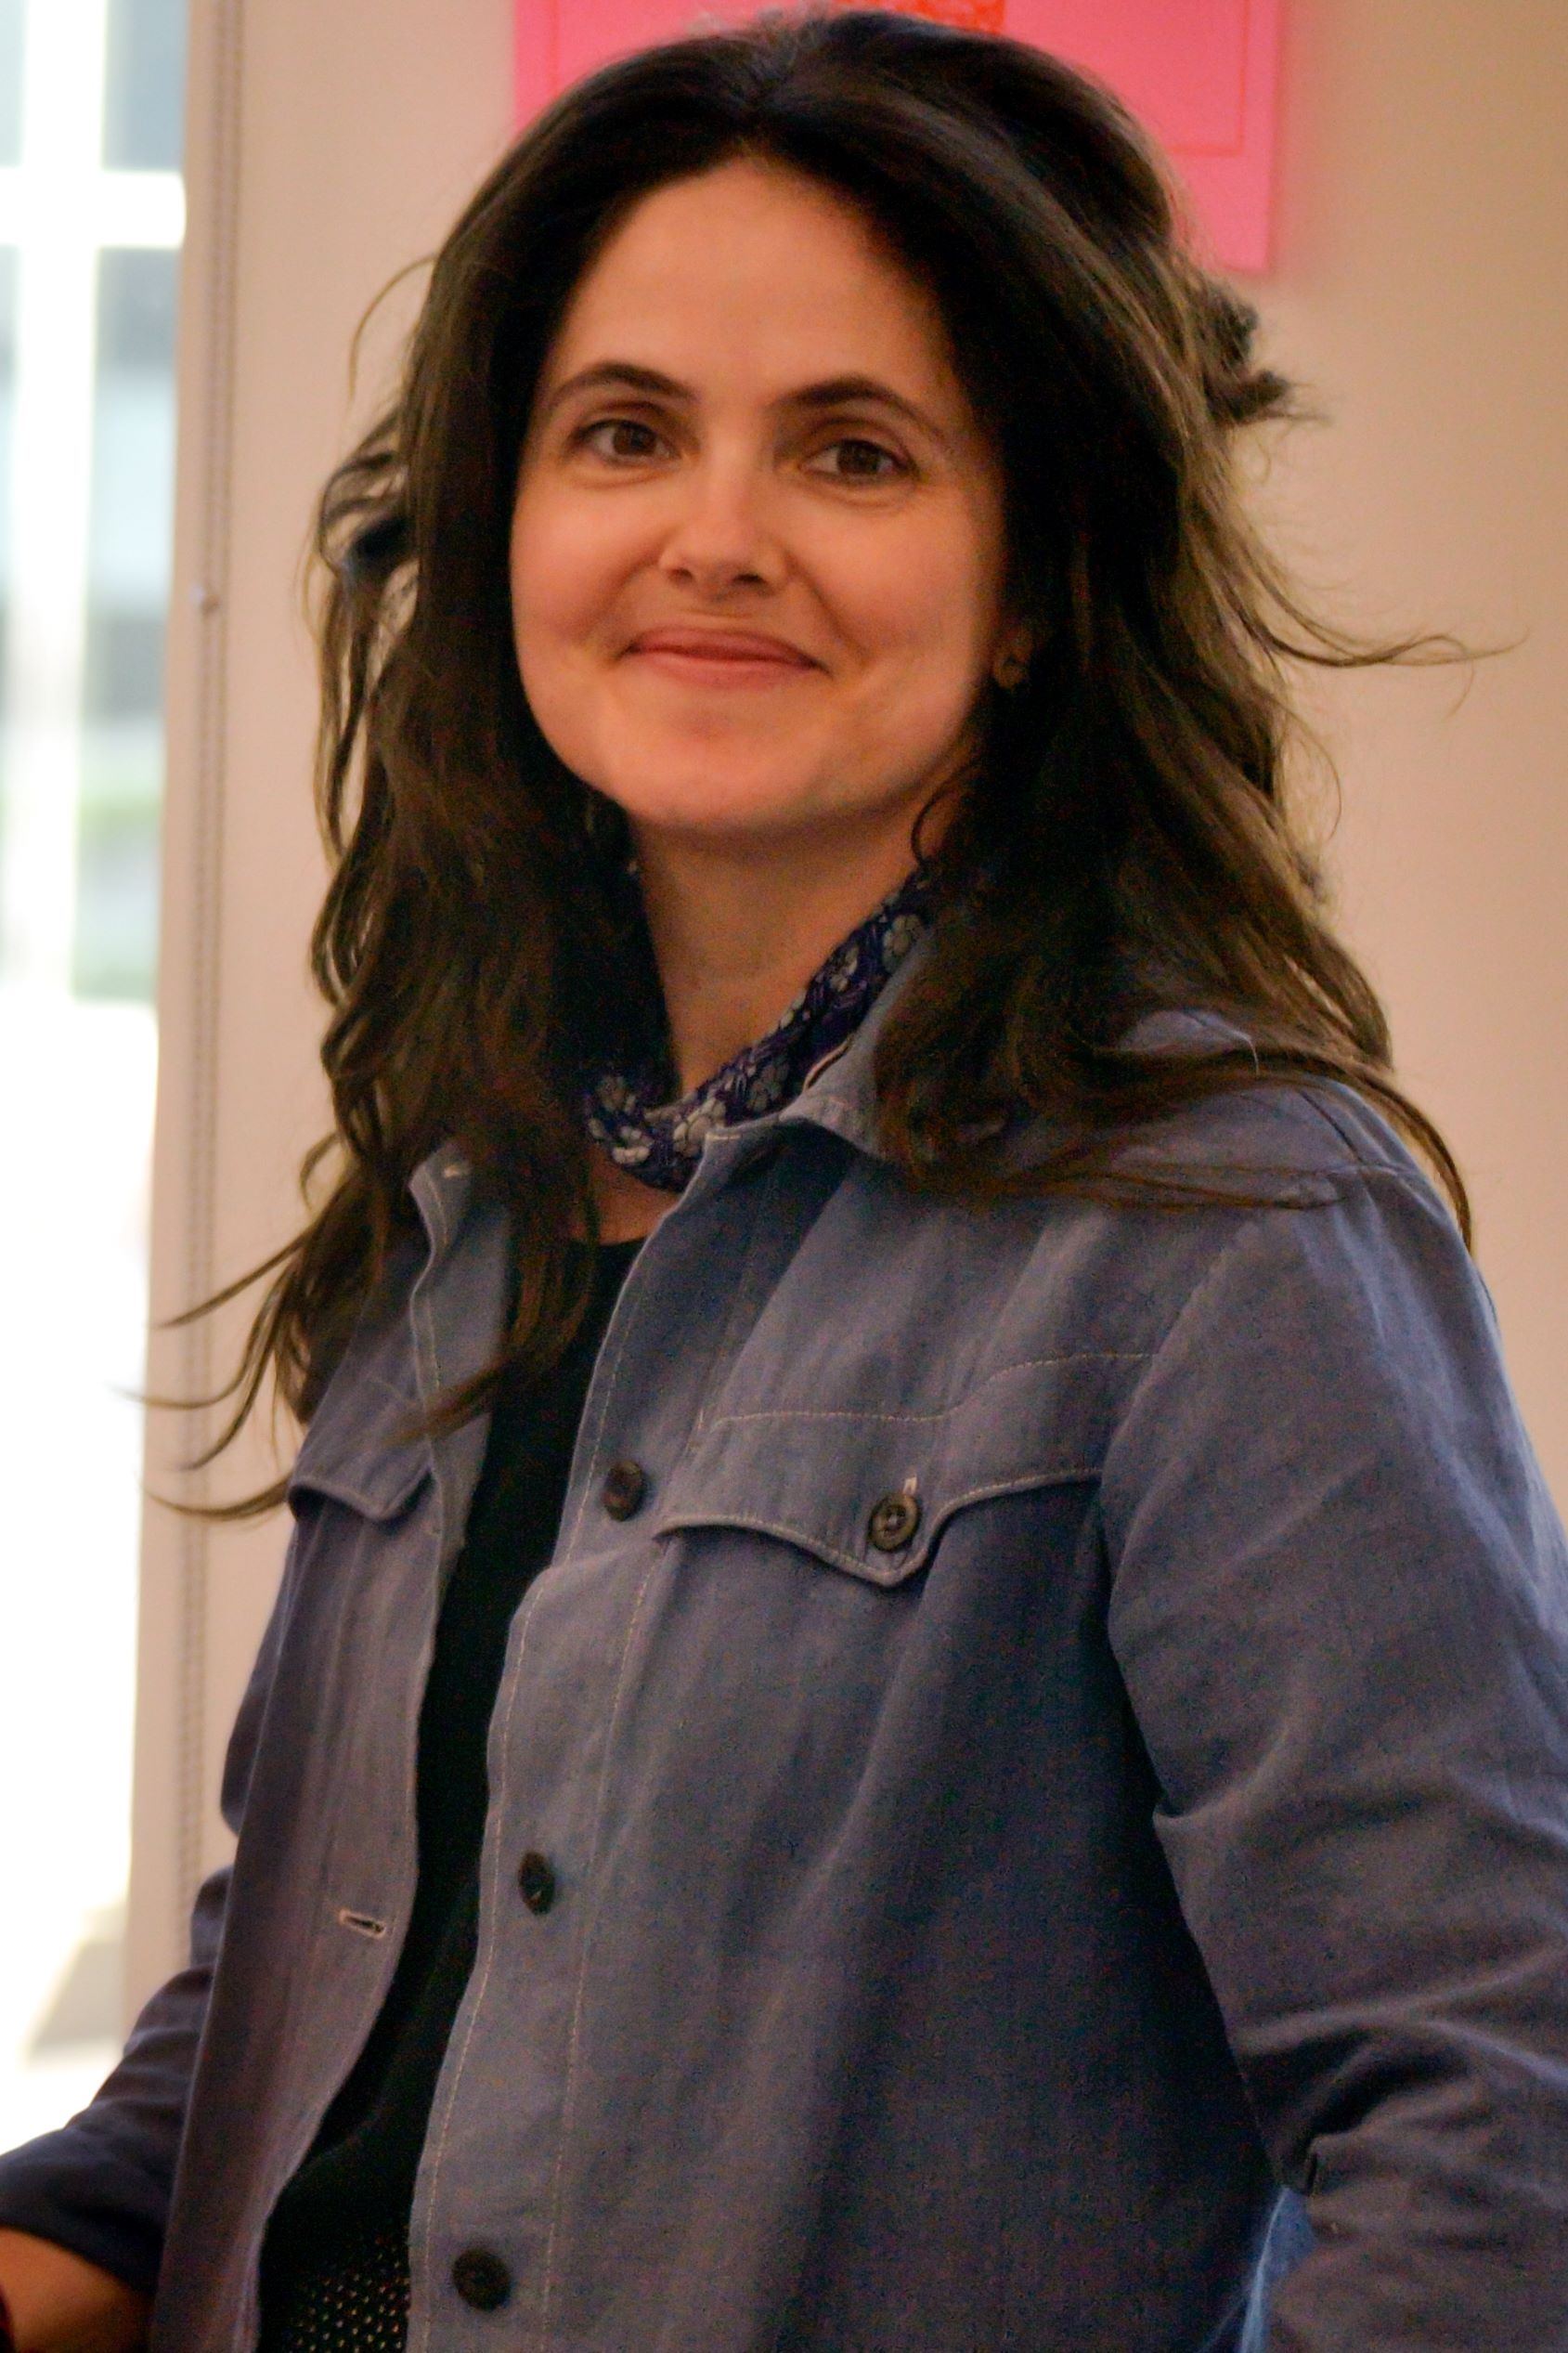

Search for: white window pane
xmin=0 ymin=0 xmax=180 ymax=2144
xmin=102 ymin=0 xmax=185 ymax=172
xmin=0 ymin=1 xmax=20 ymax=167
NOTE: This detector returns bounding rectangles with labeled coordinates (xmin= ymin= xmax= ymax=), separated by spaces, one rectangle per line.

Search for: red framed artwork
xmin=513 ymin=0 xmax=1282 ymax=273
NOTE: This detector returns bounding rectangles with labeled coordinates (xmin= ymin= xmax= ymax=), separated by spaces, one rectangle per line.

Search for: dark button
xmin=517 ymin=1850 xmax=557 ymax=1914
xmin=451 ymin=2248 xmax=512 ymax=2311
xmin=867 ymin=1487 xmax=922 ymax=1553
xmin=602 ymin=1457 xmax=647 ymax=1519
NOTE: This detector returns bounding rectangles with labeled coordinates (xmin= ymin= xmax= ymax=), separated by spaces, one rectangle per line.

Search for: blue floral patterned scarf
xmin=582 ymin=870 xmax=931 ymax=1192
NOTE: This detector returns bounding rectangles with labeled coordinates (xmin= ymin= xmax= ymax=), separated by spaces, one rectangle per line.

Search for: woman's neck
xmin=585 ymin=817 xmax=933 ymax=1243
xmin=589 ymin=1143 xmax=674 ymax=1242
xmin=634 ymin=825 xmax=921 ymax=1097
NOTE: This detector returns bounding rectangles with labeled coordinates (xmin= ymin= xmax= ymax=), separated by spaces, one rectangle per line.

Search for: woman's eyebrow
xmin=791 ymin=374 xmax=948 ymax=445
xmin=542 ymin=361 xmax=689 ymax=416
xmin=540 ymin=361 xmax=948 ymax=443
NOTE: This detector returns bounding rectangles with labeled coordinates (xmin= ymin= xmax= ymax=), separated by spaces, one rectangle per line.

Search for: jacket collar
xmin=409 ymin=1141 xmax=477 ymax=1264
xmin=776 ymin=927 xmax=934 ymax=1162
xmin=401 ymin=946 xmax=1254 ymax=1238
xmin=780 ymin=957 xmax=1256 ymax=1171
xmin=396 ymin=929 xmax=924 ymax=1261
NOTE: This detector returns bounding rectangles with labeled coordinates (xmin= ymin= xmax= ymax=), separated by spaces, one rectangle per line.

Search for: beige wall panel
xmin=1258 ymin=0 xmax=1568 ymax=1496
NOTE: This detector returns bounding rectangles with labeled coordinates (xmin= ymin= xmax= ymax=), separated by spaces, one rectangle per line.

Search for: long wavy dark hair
xmin=198 ymin=5 xmax=1466 ymax=1506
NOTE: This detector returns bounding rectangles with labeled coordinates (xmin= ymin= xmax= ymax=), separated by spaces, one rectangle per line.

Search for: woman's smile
xmin=623 ymin=622 xmax=823 ymax=689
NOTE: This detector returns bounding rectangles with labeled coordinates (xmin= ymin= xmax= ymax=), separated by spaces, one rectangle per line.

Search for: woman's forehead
xmin=538 ymin=158 xmax=970 ymax=422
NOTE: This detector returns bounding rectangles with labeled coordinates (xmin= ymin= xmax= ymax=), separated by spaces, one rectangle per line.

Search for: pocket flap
xmin=288 ymin=1372 xmax=432 ymax=1521
xmin=654 ymin=1354 xmax=1121 ymax=1586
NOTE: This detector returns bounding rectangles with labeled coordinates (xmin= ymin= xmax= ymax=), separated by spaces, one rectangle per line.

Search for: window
xmin=0 ymin=0 xmax=184 ymax=2144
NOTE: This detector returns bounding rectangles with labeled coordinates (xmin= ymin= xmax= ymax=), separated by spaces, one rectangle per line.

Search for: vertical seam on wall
xmin=174 ymin=0 xmax=245 ymax=1939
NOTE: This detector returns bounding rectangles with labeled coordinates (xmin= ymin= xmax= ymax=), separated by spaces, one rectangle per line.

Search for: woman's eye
xmin=577 ymin=418 xmax=667 ymax=463
xmin=810 ymin=437 xmax=908 ymax=483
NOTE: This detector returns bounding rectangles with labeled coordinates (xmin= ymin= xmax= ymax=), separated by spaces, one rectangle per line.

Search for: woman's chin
xmin=602 ymin=776 xmax=839 ymax=850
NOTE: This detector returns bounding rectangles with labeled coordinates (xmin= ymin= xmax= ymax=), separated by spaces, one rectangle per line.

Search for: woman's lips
xmin=626 ymin=629 xmax=819 ymax=686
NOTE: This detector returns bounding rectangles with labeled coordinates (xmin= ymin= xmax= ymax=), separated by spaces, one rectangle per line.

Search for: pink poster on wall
xmin=513 ymin=0 xmax=1282 ymax=273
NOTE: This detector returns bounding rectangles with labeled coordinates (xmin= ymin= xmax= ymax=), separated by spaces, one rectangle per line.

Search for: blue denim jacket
xmin=4 ymin=971 xmax=1568 ymax=2351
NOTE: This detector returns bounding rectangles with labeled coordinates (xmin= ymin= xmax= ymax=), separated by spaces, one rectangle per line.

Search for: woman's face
xmin=511 ymin=156 xmax=1022 ymax=867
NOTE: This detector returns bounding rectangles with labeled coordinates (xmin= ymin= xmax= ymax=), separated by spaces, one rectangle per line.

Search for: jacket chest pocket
xmin=652 ymin=1357 xmax=1126 ymax=1589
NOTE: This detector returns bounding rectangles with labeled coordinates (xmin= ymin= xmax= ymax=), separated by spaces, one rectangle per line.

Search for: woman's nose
xmin=655 ymin=462 xmax=785 ymax=595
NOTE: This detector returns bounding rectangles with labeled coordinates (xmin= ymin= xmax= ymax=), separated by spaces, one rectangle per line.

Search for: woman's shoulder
xmin=977 ymin=1028 xmax=1471 ymax=1397
xmin=1089 ymin=1009 xmax=1445 ymax=1212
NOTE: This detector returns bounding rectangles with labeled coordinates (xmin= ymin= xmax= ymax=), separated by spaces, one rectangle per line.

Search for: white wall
xmin=130 ymin=0 xmax=1568 ymax=1998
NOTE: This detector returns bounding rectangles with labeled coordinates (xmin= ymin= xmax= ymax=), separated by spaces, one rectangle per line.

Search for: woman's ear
xmin=990 ymin=622 xmax=1035 ymax=693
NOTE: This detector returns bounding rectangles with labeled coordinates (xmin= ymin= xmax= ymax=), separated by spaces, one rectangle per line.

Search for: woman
xmin=2 ymin=10 xmax=1566 ymax=2349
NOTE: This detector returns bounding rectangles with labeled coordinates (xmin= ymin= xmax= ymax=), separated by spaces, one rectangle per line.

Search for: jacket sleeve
xmin=1100 ymin=1161 xmax=1568 ymax=2350
xmin=0 ymin=1542 xmax=295 ymax=2294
